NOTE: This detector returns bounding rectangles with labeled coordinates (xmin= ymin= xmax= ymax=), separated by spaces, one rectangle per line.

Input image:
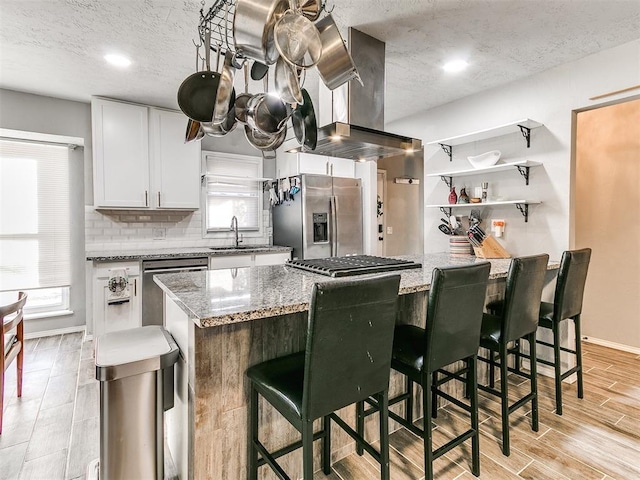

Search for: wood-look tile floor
xmin=1 ymin=338 xmax=639 ymax=479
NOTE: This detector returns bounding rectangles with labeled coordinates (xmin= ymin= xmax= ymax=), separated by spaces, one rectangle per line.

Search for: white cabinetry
xmin=149 ymin=108 xmax=201 ymax=209
xmin=92 ymin=98 xmax=200 ymax=209
xmin=209 ymin=251 xmax=291 ymax=270
xmin=92 ymin=261 xmax=141 ymax=338
xmin=277 ymin=152 xmax=354 ymax=178
xmin=92 ymin=99 xmax=150 ymax=208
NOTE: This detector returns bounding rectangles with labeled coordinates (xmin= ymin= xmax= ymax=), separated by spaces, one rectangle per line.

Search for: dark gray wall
xmin=0 ymin=88 xmax=90 ymax=334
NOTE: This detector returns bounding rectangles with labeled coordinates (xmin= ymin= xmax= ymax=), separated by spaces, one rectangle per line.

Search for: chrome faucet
xmin=230 ymin=216 xmax=243 ymax=247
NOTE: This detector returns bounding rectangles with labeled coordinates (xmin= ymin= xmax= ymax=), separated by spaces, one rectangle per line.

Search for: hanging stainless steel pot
xmin=314 ymin=14 xmax=361 ymax=90
xmin=235 ymin=64 xmax=252 ymax=123
xmin=275 ymin=56 xmax=303 ymax=104
xmin=233 ymin=0 xmax=289 ymax=65
xmin=291 ymin=88 xmax=317 ymax=150
xmin=273 ymin=10 xmax=322 ymax=69
xmin=246 ymin=93 xmax=289 ymax=135
xmin=212 ymin=50 xmax=237 ymax=124
xmin=244 ymin=124 xmax=288 ymax=151
xmin=295 ymin=0 xmax=322 ymax=21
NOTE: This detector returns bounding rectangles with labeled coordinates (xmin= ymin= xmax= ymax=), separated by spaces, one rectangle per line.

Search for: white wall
xmin=0 ymin=89 xmax=90 ymax=334
xmin=388 ymin=39 xmax=640 ymax=261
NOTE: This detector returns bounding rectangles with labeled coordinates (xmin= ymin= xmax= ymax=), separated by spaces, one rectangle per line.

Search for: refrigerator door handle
xmin=330 ymin=195 xmax=338 ymax=256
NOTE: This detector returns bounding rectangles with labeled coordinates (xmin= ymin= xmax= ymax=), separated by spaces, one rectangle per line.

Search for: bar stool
xmin=1 ymin=292 xmax=27 ymax=434
xmin=358 ymin=263 xmax=491 ymax=480
xmin=246 ymin=274 xmax=401 ymax=480
xmin=478 ymin=254 xmax=549 ymax=456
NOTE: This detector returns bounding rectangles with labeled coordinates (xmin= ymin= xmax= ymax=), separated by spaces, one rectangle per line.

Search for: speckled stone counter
xmin=155 ymin=253 xmax=559 ymax=328
xmin=85 ymin=244 xmax=292 ymax=261
xmin=161 ymin=253 xmax=560 ymax=479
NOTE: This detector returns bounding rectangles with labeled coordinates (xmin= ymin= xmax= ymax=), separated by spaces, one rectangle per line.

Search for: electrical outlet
xmin=386 ymin=226 xmax=393 ymax=234
xmin=153 ymin=228 xmax=166 ymax=240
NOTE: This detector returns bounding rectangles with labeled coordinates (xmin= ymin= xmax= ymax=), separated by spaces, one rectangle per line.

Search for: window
xmin=0 ymin=137 xmax=71 ymax=314
xmin=203 ymin=152 xmax=263 ymax=233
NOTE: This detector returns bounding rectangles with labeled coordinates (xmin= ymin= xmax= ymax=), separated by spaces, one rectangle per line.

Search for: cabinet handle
xmin=330 ymin=163 xmax=334 ymax=176
xmin=145 ymin=190 xmax=148 ymax=207
xmin=326 ymin=160 xmax=329 ymax=175
xmin=158 ymin=192 xmax=161 ymax=207
xmin=133 ymin=278 xmax=137 ymax=296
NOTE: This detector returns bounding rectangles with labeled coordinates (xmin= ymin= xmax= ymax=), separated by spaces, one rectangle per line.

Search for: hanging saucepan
xmin=314 ymin=14 xmax=361 ymax=90
xmin=185 ymin=118 xmax=204 ymax=143
xmin=177 ymin=29 xmax=220 ymax=122
xmin=244 ymin=123 xmax=288 ymax=151
xmin=291 ymin=88 xmax=317 ymax=150
xmin=233 ymin=0 xmax=290 ymax=65
xmin=295 ymin=0 xmax=322 ymax=21
xmin=201 ymin=88 xmax=237 ymax=137
xmin=212 ymin=50 xmax=237 ymax=124
xmin=246 ymin=93 xmax=289 ymax=135
xmin=273 ymin=11 xmax=322 ymax=69
xmin=235 ymin=63 xmax=252 ymax=123
xmin=275 ymin=56 xmax=303 ymax=104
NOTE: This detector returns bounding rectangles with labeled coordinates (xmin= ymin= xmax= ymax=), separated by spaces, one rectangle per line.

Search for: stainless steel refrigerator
xmin=273 ymin=175 xmax=363 ymax=259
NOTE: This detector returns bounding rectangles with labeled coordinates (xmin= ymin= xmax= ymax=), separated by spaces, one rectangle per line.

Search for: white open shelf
xmin=425 ymin=119 xmax=543 ymax=146
xmin=426 ymin=200 xmax=540 ymax=209
xmin=426 ymin=159 xmax=542 ymax=178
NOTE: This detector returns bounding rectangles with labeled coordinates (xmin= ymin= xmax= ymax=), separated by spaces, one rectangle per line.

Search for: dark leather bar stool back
xmin=359 ymin=263 xmax=491 ymax=480
xmin=247 ymin=274 xmax=400 ymax=480
xmin=538 ymin=248 xmax=591 ymax=414
xmin=478 ymin=254 xmax=549 ymax=457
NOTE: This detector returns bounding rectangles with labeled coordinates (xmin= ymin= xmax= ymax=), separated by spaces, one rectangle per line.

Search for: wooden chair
xmin=1 ymin=291 xmax=27 ymax=434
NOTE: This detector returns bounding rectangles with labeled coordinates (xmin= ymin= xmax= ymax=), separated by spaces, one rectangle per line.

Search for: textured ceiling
xmin=0 ymin=0 xmax=639 ymax=124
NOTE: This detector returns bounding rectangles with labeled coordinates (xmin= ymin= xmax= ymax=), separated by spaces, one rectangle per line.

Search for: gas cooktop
xmin=286 ymin=255 xmax=422 ymax=277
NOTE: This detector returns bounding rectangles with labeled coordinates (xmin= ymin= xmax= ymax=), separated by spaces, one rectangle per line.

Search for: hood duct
xmin=287 ymin=28 xmax=422 ymax=160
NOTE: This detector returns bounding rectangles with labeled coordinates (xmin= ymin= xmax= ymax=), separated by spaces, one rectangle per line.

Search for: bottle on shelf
xmin=482 ymin=182 xmax=489 ymax=202
xmin=448 ymin=186 xmax=457 ymax=205
xmin=458 ymin=187 xmax=470 ymax=204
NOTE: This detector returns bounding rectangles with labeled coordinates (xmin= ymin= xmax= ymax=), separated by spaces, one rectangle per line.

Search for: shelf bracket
xmin=439 ymin=176 xmax=453 ymax=188
xmin=516 ymin=166 xmax=531 ymax=185
xmin=515 ymin=203 xmax=529 ymax=222
xmin=518 ymin=125 xmax=532 ymax=148
xmin=439 ymin=143 xmax=453 ymax=161
xmin=439 ymin=206 xmax=452 ymax=217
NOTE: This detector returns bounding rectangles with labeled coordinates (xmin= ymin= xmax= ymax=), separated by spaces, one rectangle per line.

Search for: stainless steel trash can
xmin=95 ymin=325 xmax=179 ymax=480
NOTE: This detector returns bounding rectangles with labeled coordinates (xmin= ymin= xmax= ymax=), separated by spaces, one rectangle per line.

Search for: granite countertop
xmin=154 ymin=253 xmax=560 ymax=328
xmin=86 ymin=245 xmax=292 ymax=261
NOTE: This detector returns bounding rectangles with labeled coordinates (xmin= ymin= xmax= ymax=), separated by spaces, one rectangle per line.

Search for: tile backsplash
xmin=85 ymin=206 xmax=272 ymax=251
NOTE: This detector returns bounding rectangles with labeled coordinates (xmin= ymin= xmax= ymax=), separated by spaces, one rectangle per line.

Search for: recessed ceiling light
xmin=443 ymin=59 xmax=468 ymax=73
xmin=104 ymin=54 xmax=132 ymax=68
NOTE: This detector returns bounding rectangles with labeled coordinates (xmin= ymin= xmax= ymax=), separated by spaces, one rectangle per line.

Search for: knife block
xmin=473 ymin=235 xmax=511 ymax=259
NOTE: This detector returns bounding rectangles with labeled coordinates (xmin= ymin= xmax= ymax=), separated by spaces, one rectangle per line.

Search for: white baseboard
xmin=583 ymin=336 xmax=640 ymax=355
xmin=25 ymin=325 xmax=86 ymax=340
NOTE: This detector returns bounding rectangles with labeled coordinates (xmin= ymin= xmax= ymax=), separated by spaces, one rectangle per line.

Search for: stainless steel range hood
xmin=288 ymin=28 xmax=422 ymax=160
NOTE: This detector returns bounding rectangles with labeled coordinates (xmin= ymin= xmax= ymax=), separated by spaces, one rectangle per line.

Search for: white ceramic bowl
xmin=467 ymin=150 xmax=501 ymax=169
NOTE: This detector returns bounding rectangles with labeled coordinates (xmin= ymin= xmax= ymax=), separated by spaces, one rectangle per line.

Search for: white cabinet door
xmin=253 ymin=252 xmax=291 ymax=266
xmin=209 ymin=254 xmax=254 ymax=270
xmin=149 ymin=109 xmax=201 ymax=209
xmin=92 ymin=99 xmax=150 ymax=208
xmin=92 ymin=262 xmax=141 ymax=338
xmin=298 ymin=153 xmax=330 ymax=175
xmin=328 ymin=157 xmax=355 ymax=178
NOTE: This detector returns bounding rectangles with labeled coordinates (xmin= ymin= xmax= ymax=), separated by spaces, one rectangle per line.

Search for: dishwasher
xmin=142 ymin=257 xmax=209 ymax=326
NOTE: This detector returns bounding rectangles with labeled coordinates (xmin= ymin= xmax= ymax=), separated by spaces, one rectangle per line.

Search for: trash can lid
xmin=95 ymin=326 xmax=179 ymax=381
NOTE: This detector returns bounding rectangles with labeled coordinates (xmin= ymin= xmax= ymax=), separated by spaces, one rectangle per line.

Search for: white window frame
xmin=0 ymin=128 xmax=81 ymax=319
xmin=201 ymin=151 xmax=265 ymax=239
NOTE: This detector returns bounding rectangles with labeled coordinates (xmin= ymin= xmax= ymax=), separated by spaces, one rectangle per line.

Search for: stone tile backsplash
xmin=85 ymin=206 xmax=272 ymax=251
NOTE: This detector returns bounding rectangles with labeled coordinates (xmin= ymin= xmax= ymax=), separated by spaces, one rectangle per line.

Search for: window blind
xmin=0 ymin=138 xmax=70 ymax=292
xmin=204 ymin=153 xmax=262 ymax=231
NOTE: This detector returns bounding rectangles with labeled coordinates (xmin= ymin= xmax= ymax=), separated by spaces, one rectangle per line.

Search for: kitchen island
xmin=155 ymin=253 xmax=560 ymax=480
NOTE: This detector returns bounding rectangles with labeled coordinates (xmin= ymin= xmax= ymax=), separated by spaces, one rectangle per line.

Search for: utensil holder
xmin=449 ymin=235 xmax=473 ymax=256
xmin=473 ymin=235 xmax=510 ymax=259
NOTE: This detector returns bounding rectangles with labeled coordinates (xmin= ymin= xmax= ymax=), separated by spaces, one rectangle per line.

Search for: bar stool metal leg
xmin=323 ymin=415 xmax=331 ymax=474
xmin=249 ymin=385 xmax=259 ymax=480
xmin=303 ymin=420 xmax=314 ymax=480
xmin=356 ymin=401 xmax=364 ymax=455
xmin=575 ymin=314 xmax=584 ymax=399
xmin=431 ymin=372 xmax=438 ymax=419
xmin=378 ymin=391 xmax=390 ymax=480
xmin=529 ymin=333 xmax=539 ymax=432
xmin=552 ymin=321 xmax=563 ymax=414
xmin=422 ymin=373 xmax=434 ymax=480
xmin=406 ymin=376 xmax=414 ymax=424
xmin=499 ymin=343 xmax=510 ymax=456
xmin=469 ymin=356 xmax=480 ymax=476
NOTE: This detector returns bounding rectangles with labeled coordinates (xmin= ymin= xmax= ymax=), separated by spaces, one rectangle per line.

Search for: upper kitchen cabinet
xmin=92 ymin=98 xmax=150 ymax=208
xmin=276 ymin=152 xmax=354 ymax=178
xmin=149 ymin=108 xmax=200 ymax=209
xmin=92 ymin=98 xmax=200 ymax=209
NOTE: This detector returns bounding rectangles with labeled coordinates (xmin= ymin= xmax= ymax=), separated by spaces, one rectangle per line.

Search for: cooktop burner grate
xmin=286 ymin=255 xmax=422 ymax=277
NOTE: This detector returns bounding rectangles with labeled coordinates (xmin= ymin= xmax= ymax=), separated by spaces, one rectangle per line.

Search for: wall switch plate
xmin=153 ymin=228 xmax=166 ymax=240
xmin=386 ymin=226 xmax=393 ymax=234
